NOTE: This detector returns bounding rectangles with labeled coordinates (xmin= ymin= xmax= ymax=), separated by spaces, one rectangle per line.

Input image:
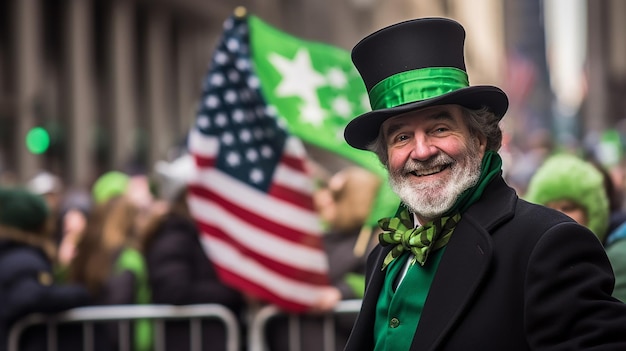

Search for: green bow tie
xmin=378 ymin=208 xmax=460 ymax=270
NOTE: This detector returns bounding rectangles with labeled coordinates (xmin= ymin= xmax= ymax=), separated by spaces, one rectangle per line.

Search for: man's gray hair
xmin=365 ymin=106 xmax=503 ymax=167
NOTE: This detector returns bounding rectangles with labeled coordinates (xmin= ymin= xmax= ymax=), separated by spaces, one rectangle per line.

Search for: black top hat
xmin=344 ymin=17 xmax=509 ymax=150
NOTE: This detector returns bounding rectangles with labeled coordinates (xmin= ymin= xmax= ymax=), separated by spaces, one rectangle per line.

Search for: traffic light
xmin=25 ymin=126 xmax=50 ymax=154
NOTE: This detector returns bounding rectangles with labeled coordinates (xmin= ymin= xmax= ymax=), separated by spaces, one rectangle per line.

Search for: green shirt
xmin=374 ymin=249 xmax=445 ymax=351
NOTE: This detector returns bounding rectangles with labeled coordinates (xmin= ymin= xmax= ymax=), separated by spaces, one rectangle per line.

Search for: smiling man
xmin=342 ymin=18 xmax=626 ymax=351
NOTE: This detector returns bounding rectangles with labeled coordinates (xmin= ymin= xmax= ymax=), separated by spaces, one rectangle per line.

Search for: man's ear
xmin=477 ymin=133 xmax=488 ymax=153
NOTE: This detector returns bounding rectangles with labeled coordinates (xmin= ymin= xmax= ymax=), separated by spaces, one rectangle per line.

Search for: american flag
xmin=187 ymin=13 xmax=330 ymax=312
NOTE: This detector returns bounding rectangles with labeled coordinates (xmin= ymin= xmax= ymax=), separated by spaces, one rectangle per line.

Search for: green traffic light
xmin=26 ymin=127 xmax=50 ymax=154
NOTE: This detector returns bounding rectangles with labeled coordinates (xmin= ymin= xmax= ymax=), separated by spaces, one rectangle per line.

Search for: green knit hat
xmin=0 ymin=186 xmax=50 ymax=232
xmin=525 ymin=153 xmax=609 ymax=241
xmin=92 ymin=171 xmax=130 ymax=204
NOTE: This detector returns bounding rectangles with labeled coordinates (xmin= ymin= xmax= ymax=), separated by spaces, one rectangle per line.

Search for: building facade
xmin=0 ymin=0 xmax=507 ymax=188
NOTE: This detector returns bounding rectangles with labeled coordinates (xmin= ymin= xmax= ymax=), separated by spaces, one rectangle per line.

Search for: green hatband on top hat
xmin=344 ymin=17 xmax=509 ymax=150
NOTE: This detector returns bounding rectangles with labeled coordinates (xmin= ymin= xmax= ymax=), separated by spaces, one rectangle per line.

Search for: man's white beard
xmin=389 ymin=145 xmax=483 ymax=220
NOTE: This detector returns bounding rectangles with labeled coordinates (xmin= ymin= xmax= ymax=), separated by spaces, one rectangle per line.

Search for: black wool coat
xmin=0 ymin=240 xmax=91 ymax=351
xmin=344 ymin=176 xmax=626 ymax=351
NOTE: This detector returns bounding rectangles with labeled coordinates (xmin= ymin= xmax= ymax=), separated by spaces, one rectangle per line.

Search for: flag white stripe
xmin=188 ymin=128 xmax=219 ymax=158
xmin=200 ymin=235 xmax=327 ymax=305
xmin=189 ymin=194 xmax=328 ymax=272
xmin=273 ymin=162 xmax=316 ymax=194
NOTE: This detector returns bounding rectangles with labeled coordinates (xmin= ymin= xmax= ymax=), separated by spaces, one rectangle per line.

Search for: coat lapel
xmin=411 ymin=177 xmax=517 ymax=351
xmin=343 ymin=244 xmax=392 ymax=351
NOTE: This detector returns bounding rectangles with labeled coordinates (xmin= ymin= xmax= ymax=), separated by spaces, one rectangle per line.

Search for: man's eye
xmin=396 ymin=134 xmax=410 ymax=142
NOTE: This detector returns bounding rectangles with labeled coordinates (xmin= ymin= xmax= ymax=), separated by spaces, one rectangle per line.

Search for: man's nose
xmin=409 ymin=136 xmax=438 ymax=161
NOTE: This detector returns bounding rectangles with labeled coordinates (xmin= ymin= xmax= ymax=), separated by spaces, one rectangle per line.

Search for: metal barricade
xmin=7 ymin=304 xmax=241 ymax=351
xmin=247 ymin=299 xmax=362 ymax=351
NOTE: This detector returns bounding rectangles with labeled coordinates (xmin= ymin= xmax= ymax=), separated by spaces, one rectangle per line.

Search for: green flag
xmin=247 ymin=13 xmax=399 ymax=225
xmin=249 ymin=16 xmax=375 ymax=171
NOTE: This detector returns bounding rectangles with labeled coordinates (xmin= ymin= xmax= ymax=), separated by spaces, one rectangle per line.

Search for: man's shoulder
xmin=515 ymin=197 xmax=576 ymax=226
xmin=478 ymin=176 xmax=577 ymax=229
xmin=489 ymin=197 xmax=589 ymax=247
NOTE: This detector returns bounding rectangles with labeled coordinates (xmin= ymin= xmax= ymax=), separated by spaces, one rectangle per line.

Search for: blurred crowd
xmin=0 ymin=148 xmax=382 ymax=351
xmin=502 ymin=128 xmax=626 ymax=304
xmin=3 ymin=128 xmax=626 ymax=350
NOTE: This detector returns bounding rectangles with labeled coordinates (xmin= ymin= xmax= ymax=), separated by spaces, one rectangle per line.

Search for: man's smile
xmin=408 ymin=163 xmax=451 ymax=177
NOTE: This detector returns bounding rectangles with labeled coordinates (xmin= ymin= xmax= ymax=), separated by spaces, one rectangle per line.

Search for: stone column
xmin=109 ymin=0 xmax=137 ymax=170
xmin=145 ymin=7 xmax=172 ymax=165
xmin=65 ymin=0 xmax=95 ymax=187
xmin=13 ymin=0 xmax=43 ymax=180
xmin=175 ymin=26 xmax=196 ymax=139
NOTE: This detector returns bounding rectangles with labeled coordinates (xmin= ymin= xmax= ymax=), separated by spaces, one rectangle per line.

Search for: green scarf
xmin=378 ymin=150 xmax=502 ymax=269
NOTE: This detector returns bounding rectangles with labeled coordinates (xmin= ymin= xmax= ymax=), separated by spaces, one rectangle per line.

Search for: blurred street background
xmin=0 ymin=0 xmax=624 ymax=194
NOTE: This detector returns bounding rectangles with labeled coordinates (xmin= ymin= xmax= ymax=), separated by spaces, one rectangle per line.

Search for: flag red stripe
xmin=281 ymin=152 xmax=307 ymax=171
xmin=268 ymin=182 xmax=316 ymax=212
xmin=198 ymin=222 xmax=329 ymax=284
xmin=217 ymin=268 xmax=311 ymax=313
xmin=194 ymin=154 xmax=216 ymax=168
xmin=188 ymin=183 xmax=323 ymax=247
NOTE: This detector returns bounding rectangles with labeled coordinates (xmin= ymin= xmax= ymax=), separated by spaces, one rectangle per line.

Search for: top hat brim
xmin=344 ymin=85 xmax=509 ymax=150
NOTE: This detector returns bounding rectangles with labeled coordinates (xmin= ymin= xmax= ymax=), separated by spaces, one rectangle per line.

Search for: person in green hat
xmin=0 ymin=186 xmax=91 ymax=351
xmin=91 ymin=171 xmax=130 ymax=205
xmin=525 ymin=153 xmax=610 ymax=242
xmin=342 ymin=17 xmax=626 ymax=351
